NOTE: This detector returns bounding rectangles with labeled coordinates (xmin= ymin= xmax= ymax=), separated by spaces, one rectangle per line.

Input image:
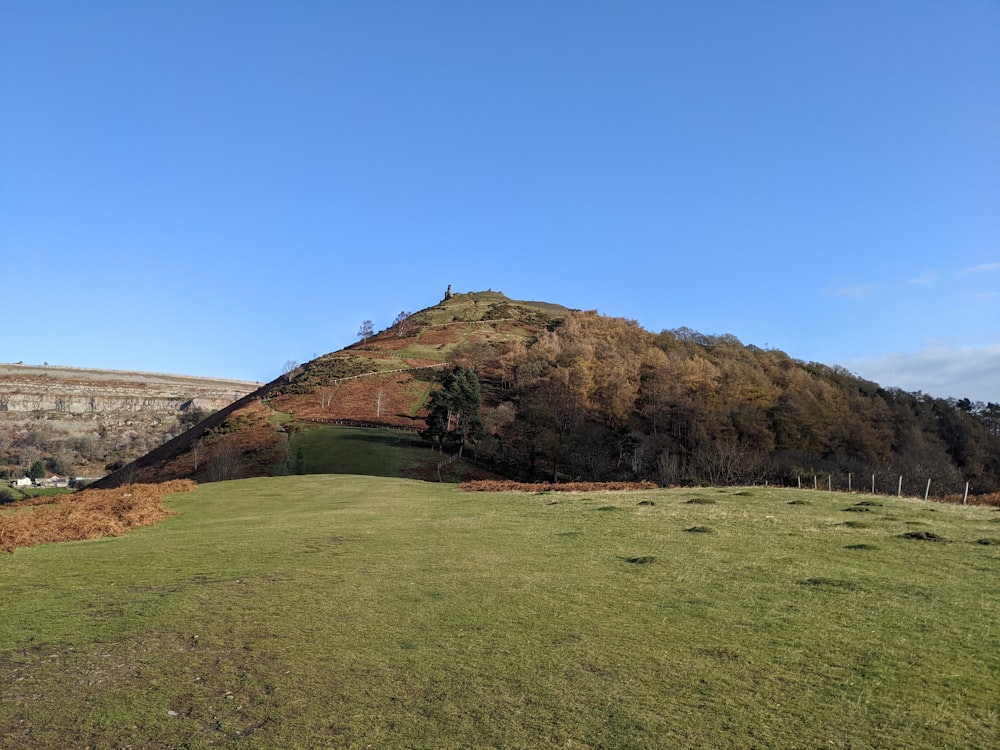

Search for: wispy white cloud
xmin=847 ymin=343 xmax=1000 ymax=403
xmin=906 ymin=271 xmax=940 ymax=286
xmin=828 ymin=284 xmax=876 ymax=299
xmin=958 ymin=262 xmax=1000 ymax=276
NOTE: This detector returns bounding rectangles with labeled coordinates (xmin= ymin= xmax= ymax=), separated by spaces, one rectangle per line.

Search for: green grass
xmin=2 ymin=480 xmax=999 ymax=748
xmin=1 ymin=486 xmax=71 ymax=507
xmin=289 ymin=424 xmax=443 ymax=478
xmin=21 ymin=487 xmax=75 ymax=498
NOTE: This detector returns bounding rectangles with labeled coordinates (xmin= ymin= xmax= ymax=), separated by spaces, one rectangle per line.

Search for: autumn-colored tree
xmin=434 ymin=308 xmax=1000 ymax=491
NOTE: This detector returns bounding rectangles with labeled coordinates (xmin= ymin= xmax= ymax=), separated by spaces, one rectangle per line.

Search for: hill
xmin=0 ymin=364 xmax=257 ymax=482
xmin=94 ymin=289 xmax=1000 ymax=497
xmin=91 ymin=290 xmax=569 ymax=488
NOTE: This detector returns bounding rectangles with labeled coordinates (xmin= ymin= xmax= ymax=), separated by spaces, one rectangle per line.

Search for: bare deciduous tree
xmin=358 ymin=320 xmax=374 ymax=345
xmin=205 ymin=439 xmax=244 ymax=483
xmin=392 ymin=311 xmax=414 ymax=337
xmin=20 ymin=446 xmax=42 ymax=476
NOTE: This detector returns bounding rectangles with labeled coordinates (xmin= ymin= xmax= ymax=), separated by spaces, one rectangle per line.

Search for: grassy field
xmin=2 ymin=477 xmax=999 ymax=748
xmin=286 ymin=425 xmax=485 ymax=483
xmin=289 ymin=426 xmax=436 ymax=477
xmin=1 ymin=487 xmax=71 ymax=507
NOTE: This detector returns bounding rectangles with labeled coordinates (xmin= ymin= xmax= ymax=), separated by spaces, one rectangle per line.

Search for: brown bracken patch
xmin=0 ymin=480 xmax=195 ymax=553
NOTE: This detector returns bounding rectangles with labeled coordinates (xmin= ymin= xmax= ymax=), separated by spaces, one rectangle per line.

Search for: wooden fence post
xmin=963 ymin=482 xmax=969 ymax=505
xmin=924 ymin=478 xmax=931 ymax=501
xmin=897 ymin=475 xmax=902 ymax=497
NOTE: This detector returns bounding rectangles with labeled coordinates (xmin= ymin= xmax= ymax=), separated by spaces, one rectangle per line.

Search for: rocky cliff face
xmin=0 ymin=372 xmax=250 ymax=416
xmin=0 ymin=364 xmax=258 ymax=477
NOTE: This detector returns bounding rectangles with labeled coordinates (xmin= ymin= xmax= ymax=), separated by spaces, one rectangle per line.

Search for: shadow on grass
xmin=336 ymin=430 xmax=427 ymax=449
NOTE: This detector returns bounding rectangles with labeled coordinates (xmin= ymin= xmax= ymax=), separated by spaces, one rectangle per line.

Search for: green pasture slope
xmin=2 ymin=478 xmax=999 ymax=749
xmin=288 ymin=426 xmax=433 ymax=477
xmin=286 ymin=425 xmax=477 ymax=482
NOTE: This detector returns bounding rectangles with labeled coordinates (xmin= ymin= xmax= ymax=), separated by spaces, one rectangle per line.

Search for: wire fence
xmin=775 ymin=472 xmax=990 ymax=505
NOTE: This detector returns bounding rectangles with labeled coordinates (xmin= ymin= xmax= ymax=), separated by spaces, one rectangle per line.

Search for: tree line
xmin=428 ymin=311 xmax=1000 ymax=494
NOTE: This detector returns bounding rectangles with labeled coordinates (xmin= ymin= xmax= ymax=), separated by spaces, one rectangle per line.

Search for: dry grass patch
xmin=0 ymin=480 xmax=194 ymax=553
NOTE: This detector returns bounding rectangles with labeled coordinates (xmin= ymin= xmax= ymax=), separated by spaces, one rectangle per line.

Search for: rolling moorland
xmin=94 ymin=289 xmax=1000 ymax=500
xmin=2 ymin=289 xmax=998 ymax=747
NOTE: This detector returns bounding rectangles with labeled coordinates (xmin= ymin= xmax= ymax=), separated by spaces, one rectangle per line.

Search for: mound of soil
xmin=898 ymin=531 xmax=949 ymax=543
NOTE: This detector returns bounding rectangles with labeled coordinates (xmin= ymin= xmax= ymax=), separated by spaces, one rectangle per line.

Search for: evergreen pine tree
xmin=422 ymin=366 xmax=483 ymax=455
xmin=27 ymin=460 xmax=46 ymax=480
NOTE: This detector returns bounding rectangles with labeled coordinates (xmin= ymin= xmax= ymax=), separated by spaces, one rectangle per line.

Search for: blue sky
xmin=2 ymin=2 xmax=998 ymax=401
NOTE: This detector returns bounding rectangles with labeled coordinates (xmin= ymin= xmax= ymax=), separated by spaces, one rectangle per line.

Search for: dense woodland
xmin=437 ymin=311 xmax=999 ymax=495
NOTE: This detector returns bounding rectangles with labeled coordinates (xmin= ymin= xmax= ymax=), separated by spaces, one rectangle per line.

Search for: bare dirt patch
xmin=898 ymin=531 xmax=949 ymax=543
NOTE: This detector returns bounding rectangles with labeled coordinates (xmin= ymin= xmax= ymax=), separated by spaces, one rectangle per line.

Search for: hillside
xmin=95 ymin=289 xmax=1000 ymax=497
xmin=0 ymin=365 xmax=257 ymax=481
xmin=91 ymin=291 xmax=568 ymax=488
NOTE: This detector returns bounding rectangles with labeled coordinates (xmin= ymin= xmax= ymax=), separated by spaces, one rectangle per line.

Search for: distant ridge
xmin=0 ymin=362 xmax=259 ymax=389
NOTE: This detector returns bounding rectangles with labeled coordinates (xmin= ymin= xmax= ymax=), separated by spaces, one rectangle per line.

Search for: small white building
xmin=10 ymin=477 xmax=32 ymax=488
xmin=36 ymin=475 xmax=68 ymax=488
